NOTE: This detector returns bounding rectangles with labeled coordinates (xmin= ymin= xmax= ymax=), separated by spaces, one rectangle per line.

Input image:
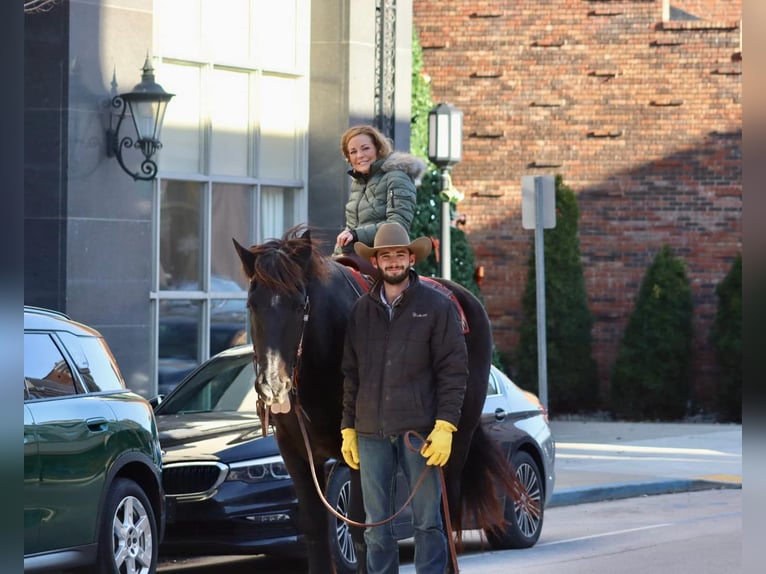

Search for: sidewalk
xmin=547 ymin=420 xmax=742 ymax=507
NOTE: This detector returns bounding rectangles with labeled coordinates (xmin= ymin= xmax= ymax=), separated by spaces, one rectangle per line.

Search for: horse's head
xmin=232 ymin=228 xmax=327 ymax=413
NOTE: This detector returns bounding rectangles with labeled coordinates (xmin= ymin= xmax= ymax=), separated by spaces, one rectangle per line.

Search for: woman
xmin=334 ymin=125 xmax=426 ymax=257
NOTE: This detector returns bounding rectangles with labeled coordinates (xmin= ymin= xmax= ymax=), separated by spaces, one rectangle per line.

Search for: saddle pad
xmin=420 ymin=277 xmax=470 ymax=335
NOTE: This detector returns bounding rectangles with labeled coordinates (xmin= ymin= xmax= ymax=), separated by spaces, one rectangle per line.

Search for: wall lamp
xmin=107 ymin=56 xmax=174 ymax=181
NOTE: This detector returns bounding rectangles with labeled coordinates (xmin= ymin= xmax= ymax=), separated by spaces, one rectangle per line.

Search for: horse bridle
xmin=252 ymin=290 xmax=310 ymax=438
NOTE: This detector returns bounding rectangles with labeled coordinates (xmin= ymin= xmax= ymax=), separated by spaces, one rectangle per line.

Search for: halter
xmin=253 ymin=289 xmax=310 ymax=437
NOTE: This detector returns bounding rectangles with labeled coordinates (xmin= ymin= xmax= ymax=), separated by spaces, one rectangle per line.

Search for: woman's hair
xmin=340 ymin=125 xmax=394 ymax=162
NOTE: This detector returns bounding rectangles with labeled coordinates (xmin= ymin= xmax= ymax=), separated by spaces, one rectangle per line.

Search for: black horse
xmin=233 ymin=227 xmax=519 ymax=574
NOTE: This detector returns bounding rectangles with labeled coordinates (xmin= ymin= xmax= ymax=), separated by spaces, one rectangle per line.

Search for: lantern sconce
xmin=427 ymin=103 xmax=463 ymax=280
xmin=106 ymin=56 xmax=174 ymax=181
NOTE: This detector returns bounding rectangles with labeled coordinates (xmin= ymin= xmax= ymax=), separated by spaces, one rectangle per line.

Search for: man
xmin=340 ymin=222 xmax=468 ymax=574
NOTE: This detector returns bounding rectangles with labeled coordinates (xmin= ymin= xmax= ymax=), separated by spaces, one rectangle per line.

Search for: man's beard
xmin=381 ymin=267 xmax=409 ymax=285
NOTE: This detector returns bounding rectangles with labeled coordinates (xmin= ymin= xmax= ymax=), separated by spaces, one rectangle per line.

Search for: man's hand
xmin=420 ymin=420 xmax=457 ymax=466
xmin=340 ymin=428 xmax=360 ymax=470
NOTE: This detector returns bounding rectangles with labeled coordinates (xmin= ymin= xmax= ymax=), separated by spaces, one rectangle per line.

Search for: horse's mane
xmin=245 ymin=225 xmax=331 ymax=294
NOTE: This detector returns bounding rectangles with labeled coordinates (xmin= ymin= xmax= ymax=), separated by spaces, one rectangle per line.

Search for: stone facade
xmin=414 ymin=0 xmax=742 ymax=408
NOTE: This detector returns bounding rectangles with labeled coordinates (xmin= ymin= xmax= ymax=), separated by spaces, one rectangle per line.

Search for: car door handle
xmin=494 ymin=408 xmax=507 ymax=421
xmin=86 ymin=417 xmax=108 ymax=432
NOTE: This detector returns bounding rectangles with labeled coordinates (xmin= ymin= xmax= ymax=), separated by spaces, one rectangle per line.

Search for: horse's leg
xmin=348 ymin=469 xmax=368 ymax=574
xmin=278 ymin=440 xmax=333 ymax=574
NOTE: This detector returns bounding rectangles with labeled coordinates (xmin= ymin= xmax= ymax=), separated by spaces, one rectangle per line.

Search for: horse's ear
xmin=232 ymin=238 xmax=256 ymax=279
xmin=300 ymin=228 xmax=311 ymax=241
xmin=294 ymin=240 xmax=313 ymax=271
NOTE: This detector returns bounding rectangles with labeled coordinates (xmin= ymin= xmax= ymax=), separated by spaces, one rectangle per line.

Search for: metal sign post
xmin=521 ymin=175 xmax=556 ymax=413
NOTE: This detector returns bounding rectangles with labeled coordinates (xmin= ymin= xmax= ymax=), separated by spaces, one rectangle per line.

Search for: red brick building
xmin=414 ymin=0 xmax=742 ymax=409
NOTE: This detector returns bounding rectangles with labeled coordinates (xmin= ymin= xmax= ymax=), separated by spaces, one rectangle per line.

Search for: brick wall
xmin=414 ymin=0 xmax=742 ymax=411
xmin=674 ymin=1 xmax=742 ymax=22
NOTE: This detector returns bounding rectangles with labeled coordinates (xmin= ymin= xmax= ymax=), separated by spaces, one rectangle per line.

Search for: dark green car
xmin=24 ymin=306 xmax=165 ymax=573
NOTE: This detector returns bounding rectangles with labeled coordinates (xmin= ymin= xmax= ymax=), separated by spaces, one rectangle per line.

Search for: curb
xmin=548 ymin=478 xmax=742 ymax=508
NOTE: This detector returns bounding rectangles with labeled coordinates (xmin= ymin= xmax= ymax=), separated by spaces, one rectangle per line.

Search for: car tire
xmin=485 ymin=450 xmax=544 ymax=550
xmin=325 ymin=464 xmax=357 ymax=574
xmin=96 ymin=477 xmax=158 ymax=574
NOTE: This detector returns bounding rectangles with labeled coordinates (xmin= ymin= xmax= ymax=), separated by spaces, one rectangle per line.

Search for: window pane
xmin=58 ymin=333 xmax=125 ymax=393
xmin=261 ymin=186 xmax=298 ymax=241
xmin=158 ymin=0 xmax=202 ymax=60
xmin=254 ymin=0 xmax=298 ymax=70
xmin=160 ymin=181 xmax=203 ymax=290
xmin=204 ymin=0 xmax=250 ymax=64
xmin=210 ymin=68 xmax=250 ymax=176
xmin=260 ymin=75 xmax=302 ymax=179
xmin=157 ymin=62 xmax=202 ymax=173
xmin=158 ymin=299 xmax=202 ymax=393
xmin=210 ymin=298 xmax=248 ymax=356
xmin=24 ymin=333 xmax=78 ymax=399
xmin=212 ymin=184 xmax=251 ymax=290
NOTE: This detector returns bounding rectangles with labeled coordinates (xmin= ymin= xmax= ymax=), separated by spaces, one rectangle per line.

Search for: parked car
xmin=154 ymin=344 xmax=555 ymax=570
xmin=23 ymin=306 xmax=165 ymax=574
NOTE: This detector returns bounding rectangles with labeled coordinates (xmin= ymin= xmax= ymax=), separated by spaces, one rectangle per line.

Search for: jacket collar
xmin=370 ymin=269 xmax=420 ymax=306
xmin=348 ymin=158 xmax=385 ymax=181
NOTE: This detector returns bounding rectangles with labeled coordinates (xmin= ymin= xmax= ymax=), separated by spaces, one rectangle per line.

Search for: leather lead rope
xmin=293 ymin=392 xmax=460 ymax=571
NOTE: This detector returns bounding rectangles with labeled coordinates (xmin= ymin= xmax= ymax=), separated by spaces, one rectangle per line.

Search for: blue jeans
xmin=357 ymin=433 xmax=447 ymax=574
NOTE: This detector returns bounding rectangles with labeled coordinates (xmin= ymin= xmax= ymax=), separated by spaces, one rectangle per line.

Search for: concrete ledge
xmin=548 ymin=478 xmax=742 ymax=508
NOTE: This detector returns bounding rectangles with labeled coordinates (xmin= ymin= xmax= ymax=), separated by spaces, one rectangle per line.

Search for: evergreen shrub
xmin=514 ymin=176 xmax=599 ymax=414
xmin=610 ymin=245 xmax=694 ymax=420
xmin=710 ymin=253 xmax=742 ymax=423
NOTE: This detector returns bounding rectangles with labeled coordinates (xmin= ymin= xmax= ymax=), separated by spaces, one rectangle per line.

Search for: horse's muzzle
xmin=255 ymin=373 xmax=292 ymax=413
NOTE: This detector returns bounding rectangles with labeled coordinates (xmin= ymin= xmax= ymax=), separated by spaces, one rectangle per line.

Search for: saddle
xmin=332 ymin=252 xmax=380 ymax=280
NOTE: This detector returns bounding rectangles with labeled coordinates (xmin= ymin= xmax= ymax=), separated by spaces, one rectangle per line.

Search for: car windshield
xmin=156 ymin=351 xmax=257 ymax=415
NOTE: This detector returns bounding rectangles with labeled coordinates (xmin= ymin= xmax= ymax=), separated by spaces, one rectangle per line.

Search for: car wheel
xmin=325 ymin=464 xmax=357 ymax=574
xmin=485 ymin=450 xmax=544 ymax=549
xmin=96 ymin=477 xmax=158 ymax=574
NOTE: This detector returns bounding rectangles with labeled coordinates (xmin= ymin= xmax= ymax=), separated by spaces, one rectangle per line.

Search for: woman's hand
xmin=336 ymin=229 xmax=355 ymax=247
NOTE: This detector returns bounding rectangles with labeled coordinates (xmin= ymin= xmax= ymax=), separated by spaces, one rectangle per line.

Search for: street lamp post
xmin=427 ymin=103 xmax=463 ymax=280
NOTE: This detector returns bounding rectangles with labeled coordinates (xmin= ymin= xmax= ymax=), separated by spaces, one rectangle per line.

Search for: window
xmin=24 ymin=334 xmax=78 ymax=400
xmin=153 ymin=0 xmax=309 ymax=392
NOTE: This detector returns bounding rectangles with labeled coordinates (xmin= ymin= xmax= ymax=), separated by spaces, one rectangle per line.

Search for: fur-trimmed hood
xmin=380 ymin=152 xmax=428 ymax=184
xmin=350 ymin=152 xmax=428 ymax=184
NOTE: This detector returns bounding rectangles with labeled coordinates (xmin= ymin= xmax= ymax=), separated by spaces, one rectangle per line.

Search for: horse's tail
xmin=452 ymin=425 xmax=523 ymax=544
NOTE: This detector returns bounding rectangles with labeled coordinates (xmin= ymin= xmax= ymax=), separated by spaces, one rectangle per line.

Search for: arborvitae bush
xmin=710 ymin=253 xmax=742 ymax=423
xmin=610 ymin=245 xmax=694 ymax=420
xmin=514 ymin=176 xmax=599 ymax=414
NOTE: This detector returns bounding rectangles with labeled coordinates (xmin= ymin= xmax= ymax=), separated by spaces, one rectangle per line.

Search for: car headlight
xmin=226 ymin=455 xmax=291 ymax=483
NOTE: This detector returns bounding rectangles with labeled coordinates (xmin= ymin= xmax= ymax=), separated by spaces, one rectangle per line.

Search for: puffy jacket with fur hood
xmin=336 ymin=152 xmax=427 ymax=255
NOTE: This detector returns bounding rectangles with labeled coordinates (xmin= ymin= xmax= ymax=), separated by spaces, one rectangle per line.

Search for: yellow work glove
xmin=420 ymin=420 xmax=458 ymax=466
xmin=340 ymin=428 xmax=360 ymax=470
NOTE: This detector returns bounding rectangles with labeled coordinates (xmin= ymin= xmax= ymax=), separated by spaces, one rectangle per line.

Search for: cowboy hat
xmin=354 ymin=222 xmax=432 ymax=263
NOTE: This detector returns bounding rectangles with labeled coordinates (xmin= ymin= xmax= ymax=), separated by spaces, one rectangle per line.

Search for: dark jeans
xmin=357 ymin=433 xmax=447 ymax=574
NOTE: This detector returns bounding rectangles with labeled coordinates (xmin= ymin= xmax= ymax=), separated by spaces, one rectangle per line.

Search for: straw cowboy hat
xmin=354 ymin=222 xmax=432 ymax=263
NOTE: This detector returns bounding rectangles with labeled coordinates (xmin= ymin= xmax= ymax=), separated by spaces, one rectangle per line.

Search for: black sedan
xmin=154 ymin=345 xmax=555 ymax=569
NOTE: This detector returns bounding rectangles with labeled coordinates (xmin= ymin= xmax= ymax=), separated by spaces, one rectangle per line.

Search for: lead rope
xmin=293 ymin=392 xmax=460 ymax=572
